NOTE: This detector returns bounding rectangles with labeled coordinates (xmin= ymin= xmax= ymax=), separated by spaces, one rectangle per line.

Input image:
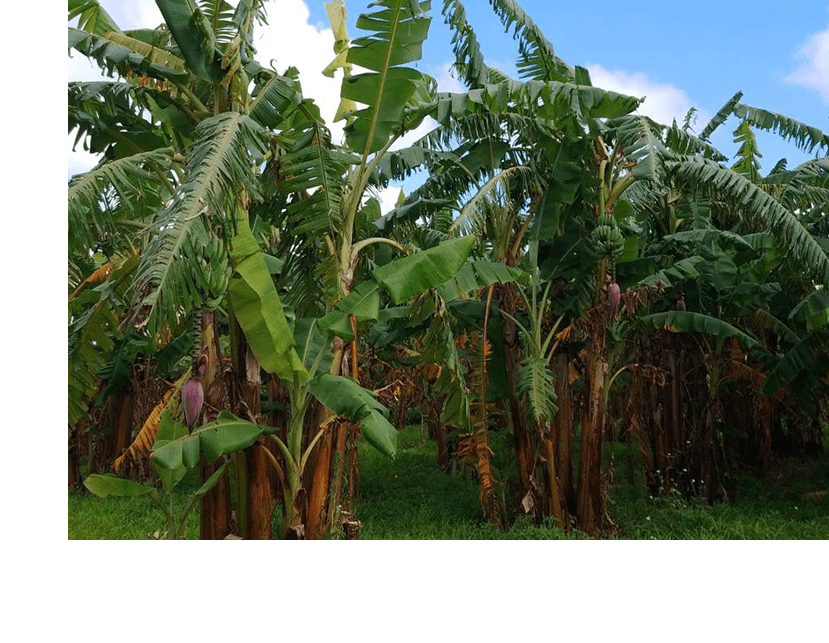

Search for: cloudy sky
xmin=68 ymin=0 xmax=829 ymax=210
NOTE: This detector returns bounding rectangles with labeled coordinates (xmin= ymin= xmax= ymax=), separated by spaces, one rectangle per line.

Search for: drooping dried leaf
xmin=113 ymin=371 xmax=188 ymax=474
xmin=85 ymin=261 xmax=115 ymax=286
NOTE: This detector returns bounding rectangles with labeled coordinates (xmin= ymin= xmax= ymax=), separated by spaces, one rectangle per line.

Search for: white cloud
xmin=372 ymin=185 xmax=403 ymax=214
xmin=66 ymin=1 xmax=441 ymax=206
xmin=68 ymin=133 xmax=102 ymax=178
xmin=391 ymin=117 xmax=438 ymax=151
xmin=68 ymin=1 xmax=163 ymax=176
xmin=435 ymin=62 xmax=466 ymax=94
xmin=67 ymin=56 xmax=108 ymax=177
xmin=785 ymin=25 xmax=829 ymax=103
xmin=254 ymin=0 xmax=344 ymax=142
xmin=585 ymin=64 xmax=700 ymax=127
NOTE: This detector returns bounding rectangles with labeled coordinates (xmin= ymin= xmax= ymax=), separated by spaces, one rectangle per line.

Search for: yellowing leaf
xmin=113 ymin=371 xmax=188 ymax=473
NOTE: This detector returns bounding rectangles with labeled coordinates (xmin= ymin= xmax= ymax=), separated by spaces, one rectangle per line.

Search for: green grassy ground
xmin=69 ymin=425 xmax=829 ymax=539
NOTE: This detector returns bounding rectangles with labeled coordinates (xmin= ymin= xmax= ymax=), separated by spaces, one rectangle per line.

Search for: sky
xmin=68 ymin=0 xmax=829 ymax=212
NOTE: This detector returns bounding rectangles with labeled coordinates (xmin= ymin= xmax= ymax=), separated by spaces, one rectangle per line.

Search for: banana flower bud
xmin=182 ymin=354 xmax=207 ymax=429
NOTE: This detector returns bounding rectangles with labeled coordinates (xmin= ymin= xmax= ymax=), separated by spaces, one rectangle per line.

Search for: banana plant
xmin=219 ymin=153 xmax=479 ymax=536
xmin=83 ymin=398 xmax=270 ymax=539
xmin=266 ymin=325 xmax=398 ymax=537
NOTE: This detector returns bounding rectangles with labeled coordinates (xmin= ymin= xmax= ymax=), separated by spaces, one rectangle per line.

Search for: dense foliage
xmin=68 ymin=0 xmax=828 ymax=539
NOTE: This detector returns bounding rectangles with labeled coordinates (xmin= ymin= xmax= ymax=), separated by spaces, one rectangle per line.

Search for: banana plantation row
xmin=68 ymin=0 xmax=829 ymax=538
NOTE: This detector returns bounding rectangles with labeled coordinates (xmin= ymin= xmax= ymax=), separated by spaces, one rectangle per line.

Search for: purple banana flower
xmin=182 ymin=354 xmax=208 ymax=430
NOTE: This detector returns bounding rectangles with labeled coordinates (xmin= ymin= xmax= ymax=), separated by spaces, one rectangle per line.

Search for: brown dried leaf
xmin=521 ymin=490 xmax=535 ymax=514
xmin=112 ymin=371 xmax=188 ymax=474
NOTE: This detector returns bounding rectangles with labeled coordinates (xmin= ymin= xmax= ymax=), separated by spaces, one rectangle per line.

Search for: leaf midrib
xmin=360 ymin=0 xmax=404 ymax=164
xmin=149 ymin=114 xmax=243 ymax=326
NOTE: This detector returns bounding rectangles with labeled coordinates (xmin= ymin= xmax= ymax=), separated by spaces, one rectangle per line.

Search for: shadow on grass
xmin=68 ymin=425 xmax=828 ymax=540
xmin=357 ymin=425 xmax=576 ymax=539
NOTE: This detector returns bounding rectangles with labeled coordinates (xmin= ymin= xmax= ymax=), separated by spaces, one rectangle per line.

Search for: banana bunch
xmin=189 ymin=234 xmax=230 ymax=310
xmin=591 ymin=214 xmax=625 ymax=260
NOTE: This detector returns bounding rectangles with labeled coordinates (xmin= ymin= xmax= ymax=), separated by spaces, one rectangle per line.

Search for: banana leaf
xmin=517 ymin=357 xmax=558 ymax=423
xmin=152 ymin=414 xmax=200 ymax=473
xmin=155 ymin=0 xmax=225 ymax=82
xmin=664 ymin=229 xmax=756 ymax=257
xmin=763 ymin=330 xmax=829 ymax=401
xmin=341 ymin=0 xmax=433 ymax=155
xmin=148 ymin=411 xmax=273 ymax=467
xmin=229 ymin=212 xmax=309 ymax=383
xmin=372 ymin=236 xmax=476 ymax=304
xmin=83 ymin=474 xmax=154 ymax=497
xmin=150 ymin=404 xmax=195 ymax=490
xmin=323 ymin=236 xmax=479 ymax=339
xmin=318 ymin=281 xmax=382 ymax=342
xmin=640 ymin=311 xmax=759 ymax=350
xmin=308 ymin=373 xmax=397 ymax=459
xmin=437 ymin=260 xmax=527 ymax=301
xmin=197 ymin=411 xmax=273 ymax=463
xmin=789 ymin=288 xmax=829 ymax=330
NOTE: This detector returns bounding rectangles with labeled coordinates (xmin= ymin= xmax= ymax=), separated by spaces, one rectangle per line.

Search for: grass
xmin=68 ymin=425 xmax=829 ymax=540
xmin=68 ymin=468 xmax=201 ymax=540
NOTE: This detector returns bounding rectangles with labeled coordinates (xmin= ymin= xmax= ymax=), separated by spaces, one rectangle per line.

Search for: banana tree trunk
xmin=231 ymin=314 xmax=271 ymax=539
xmin=96 ymin=391 xmax=132 ymax=470
xmin=755 ymin=396 xmax=773 ymax=473
xmin=497 ymin=283 xmax=534 ymax=513
xmin=426 ymin=394 xmax=450 ymax=469
xmin=325 ymin=327 xmax=361 ymax=534
xmin=326 ymin=420 xmax=352 ymax=535
xmin=246 ymin=438 xmax=275 ymax=539
xmin=541 ymin=430 xmax=563 ymax=525
xmin=551 ymin=352 xmax=575 ymax=519
xmin=199 ymin=311 xmax=231 ymax=540
xmin=305 ymin=425 xmax=333 ymax=540
xmin=114 ymin=392 xmax=133 ymax=459
xmin=69 ymin=428 xmax=83 ymax=489
xmin=304 ymin=337 xmax=347 ymax=539
xmin=575 ymin=333 xmax=607 ymax=536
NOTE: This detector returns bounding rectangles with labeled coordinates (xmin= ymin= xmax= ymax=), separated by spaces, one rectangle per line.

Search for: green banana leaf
xmin=750 ymin=309 xmax=800 ymax=344
xmin=292 ymin=318 xmax=335 ymax=375
xmin=69 ymin=0 xmax=121 ymax=35
xmin=197 ymin=411 xmax=274 ymax=463
xmin=308 ymin=373 xmax=397 ymax=459
xmin=374 ymin=198 xmax=453 ymax=232
xmin=341 ymin=0 xmax=433 ymax=155
xmin=434 ymin=80 xmax=640 ymax=136
xmin=151 ymin=410 xmax=200 ymax=474
xmin=763 ymin=330 xmax=829 ymax=402
xmin=149 ymin=411 xmax=273 ymax=467
xmin=83 ymin=474 xmax=154 ymax=497
xmin=789 ymin=288 xmax=829 ymax=330
xmin=635 ymin=256 xmax=701 ymax=289
xmin=322 ymin=237 xmax=479 ymax=340
xmin=372 ymin=236 xmax=476 ymax=304
xmin=517 ymin=357 xmax=558 ymax=424
xmin=640 ymin=311 xmax=759 ymax=350
xmin=248 ymin=70 xmax=303 ymax=129
xmin=69 ymin=28 xmax=189 ymax=85
xmin=228 ymin=212 xmax=309 ymax=383
xmin=318 ymin=281 xmax=381 ymax=342
xmin=358 ymin=408 xmax=399 ymax=460
xmin=152 ymin=402 xmax=199 ymax=491
xmin=696 ymin=253 xmax=738 ymax=294
xmin=437 ymin=260 xmax=527 ymax=301
xmin=663 ymin=228 xmax=756 ymax=258
xmin=155 ymin=0 xmax=224 ymax=83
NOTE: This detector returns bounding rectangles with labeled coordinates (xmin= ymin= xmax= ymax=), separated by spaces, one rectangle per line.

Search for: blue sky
xmin=69 ymin=0 xmax=829 ymax=203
